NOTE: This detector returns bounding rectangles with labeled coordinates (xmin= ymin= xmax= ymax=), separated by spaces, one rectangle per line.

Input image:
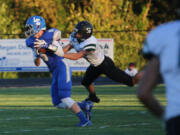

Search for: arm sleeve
xmin=26 ymin=38 xmax=40 ymax=59
xmin=83 ymin=44 xmax=96 ymax=52
xmin=142 ymin=25 xmax=167 ymax=60
xmin=32 ymin=48 xmax=40 ymax=59
xmin=69 ymin=32 xmax=76 ymax=46
xmin=48 ymin=41 xmax=64 ymax=57
xmin=53 ymin=30 xmax=61 ymax=41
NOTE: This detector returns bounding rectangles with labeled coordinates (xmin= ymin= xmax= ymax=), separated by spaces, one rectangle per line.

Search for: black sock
xmin=89 ymin=93 xmax=96 ymax=97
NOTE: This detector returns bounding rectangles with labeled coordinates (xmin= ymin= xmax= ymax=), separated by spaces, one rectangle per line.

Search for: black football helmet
xmin=74 ymin=21 xmax=93 ymax=41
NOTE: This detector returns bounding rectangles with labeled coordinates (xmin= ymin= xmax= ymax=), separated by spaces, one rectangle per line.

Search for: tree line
xmin=0 ymin=0 xmax=178 ymax=78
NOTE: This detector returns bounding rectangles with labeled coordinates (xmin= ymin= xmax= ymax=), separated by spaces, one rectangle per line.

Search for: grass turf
xmin=0 ymin=85 xmax=166 ymax=135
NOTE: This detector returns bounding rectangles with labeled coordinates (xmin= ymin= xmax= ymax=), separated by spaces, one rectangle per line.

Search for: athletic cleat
xmin=85 ymin=95 xmax=100 ymax=103
xmin=77 ymin=120 xmax=92 ymax=127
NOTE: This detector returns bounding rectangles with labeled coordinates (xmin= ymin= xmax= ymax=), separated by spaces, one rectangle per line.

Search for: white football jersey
xmin=69 ymin=34 xmax=105 ymax=66
xmin=143 ymin=21 xmax=180 ymax=120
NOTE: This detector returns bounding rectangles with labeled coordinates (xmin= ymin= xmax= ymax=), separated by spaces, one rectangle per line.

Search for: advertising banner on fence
xmin=0 ymin=39 xmax=113 ymax=72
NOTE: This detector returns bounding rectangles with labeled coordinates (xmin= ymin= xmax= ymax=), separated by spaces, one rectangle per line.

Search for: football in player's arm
xmin=25 ymin=16 xmax=93 ymax=127
xmin=59 ymin=21 xmax=142 ymax=103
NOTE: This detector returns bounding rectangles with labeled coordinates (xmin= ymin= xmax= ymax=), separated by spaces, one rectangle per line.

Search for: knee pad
xmin=61 ymin=97 xmax=75 ymax=109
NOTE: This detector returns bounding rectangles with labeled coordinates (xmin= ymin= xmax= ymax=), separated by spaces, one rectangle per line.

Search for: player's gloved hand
xmin=33 ymin=48 xmax=48 ymax=61
xmin=70 ymin=31 xmax=76 ymax=38
xmin=39 ymin=54 xmax=48 ymax=61
xmin=48 ymin=41 xmax=64 ymax=57
xmin=34 ymin=39 xmax=49 ymax=48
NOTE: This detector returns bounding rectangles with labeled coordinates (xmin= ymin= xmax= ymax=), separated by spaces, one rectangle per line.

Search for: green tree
xmin=13 ymin=0 xmax=63 ymax=33
xmin=1 ymin=0 xmax=178 ymax=79
xmin=61 ymin=0 xmax=151 ymax=70
xmin=0 ymin=0 xmax=21 ymax=39
xmin=148 ymin=0 xmax=179 ymax=26
xmin=0 ymin=0 xmax=20 ymax=78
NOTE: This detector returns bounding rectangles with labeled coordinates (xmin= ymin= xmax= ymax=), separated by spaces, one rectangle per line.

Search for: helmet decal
xmin=74 ymin=21 xmax=93 ymax=41
xmin=25 ymin=16 xmax=46 ymax=37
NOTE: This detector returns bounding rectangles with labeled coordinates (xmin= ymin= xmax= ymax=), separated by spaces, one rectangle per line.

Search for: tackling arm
xmin=137 ymin=57 xmax=164 ymax=118
xmin=63 ymin=51 xmax=86 ymax=60
xmin=63 ymin=44 xmax=73 ymax=53
xmin=63 ymin=43 xmax=95 ymax=60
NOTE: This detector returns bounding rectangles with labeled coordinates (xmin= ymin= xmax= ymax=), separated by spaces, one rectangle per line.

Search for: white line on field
xmin=44 ymin=129 xmax=56 ymax=131
xmin=19 ymin=117 xmax=31 ymax=119
xmin=99 ymin=125 xmax=110 ymax=129
xmin=0 ymin=129 xmax=56 ymax=134
xmin=0 ymin=123 xmax=151 ymax=134
xmin=21 ymin=129 xmax=33 ymax=132
xmin=99 ymin=123 xmax=151 ymax=129
xmin=117 ymin=123 xmax=150 ymax=127
xmin=0 ymin=115 xmax=73 ymax=121
xmin=2 ymin=131 xmax=14 ymax=134
xmin=0 ymin=113 xmax=112 ymax=121
xmin=128 ymin=111 xmax=146 ymax=115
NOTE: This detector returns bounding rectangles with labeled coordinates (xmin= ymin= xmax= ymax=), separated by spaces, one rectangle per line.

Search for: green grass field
xmin=0 ymin=85 xmax=166 ymax=135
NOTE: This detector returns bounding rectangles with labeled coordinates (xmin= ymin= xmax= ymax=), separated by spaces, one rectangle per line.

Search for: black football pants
xmin=81 ymin=56 xmax=133 ymax=87
xmin=166 ymin=115 xmax=180 ymax=135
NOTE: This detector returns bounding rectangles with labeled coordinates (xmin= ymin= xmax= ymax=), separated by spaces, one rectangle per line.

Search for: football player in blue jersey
xmin=25 ymin=16 xmax=93 ymax=127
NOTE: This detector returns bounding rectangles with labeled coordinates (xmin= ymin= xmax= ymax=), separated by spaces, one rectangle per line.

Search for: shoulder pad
xmin=83 ymin=44 xmax=96 ymax=51
xmin=53 ymin=30 xmax=61 ymax=41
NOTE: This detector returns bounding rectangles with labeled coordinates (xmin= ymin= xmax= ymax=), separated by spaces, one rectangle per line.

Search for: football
xmin=38 ymin=48 xmax=46 ymax=54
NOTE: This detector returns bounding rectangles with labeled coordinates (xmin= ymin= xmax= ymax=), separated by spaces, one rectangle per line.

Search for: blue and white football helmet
xmin=25 ymin=16 xmax=46 ymax=37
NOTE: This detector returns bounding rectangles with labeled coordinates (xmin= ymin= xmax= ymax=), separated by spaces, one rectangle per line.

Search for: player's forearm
xmin=138 ymin=94 xmax=164 ymax=118
xmin=64 ymin=52 xmax=84 ymax=60
xmin=137 ymin=57 xmax=164 ymax=118
xmin=34 ymin=57 xmax=41 ymax=66
xmin=63 ymin=44 xmax=72 ymax=53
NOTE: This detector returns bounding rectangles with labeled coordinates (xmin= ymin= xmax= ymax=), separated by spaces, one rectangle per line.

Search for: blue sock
xmin=77 ymin=102 xmax=86 ymax=110
xmin=76 ymin=111 xmax=88 ymax=123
